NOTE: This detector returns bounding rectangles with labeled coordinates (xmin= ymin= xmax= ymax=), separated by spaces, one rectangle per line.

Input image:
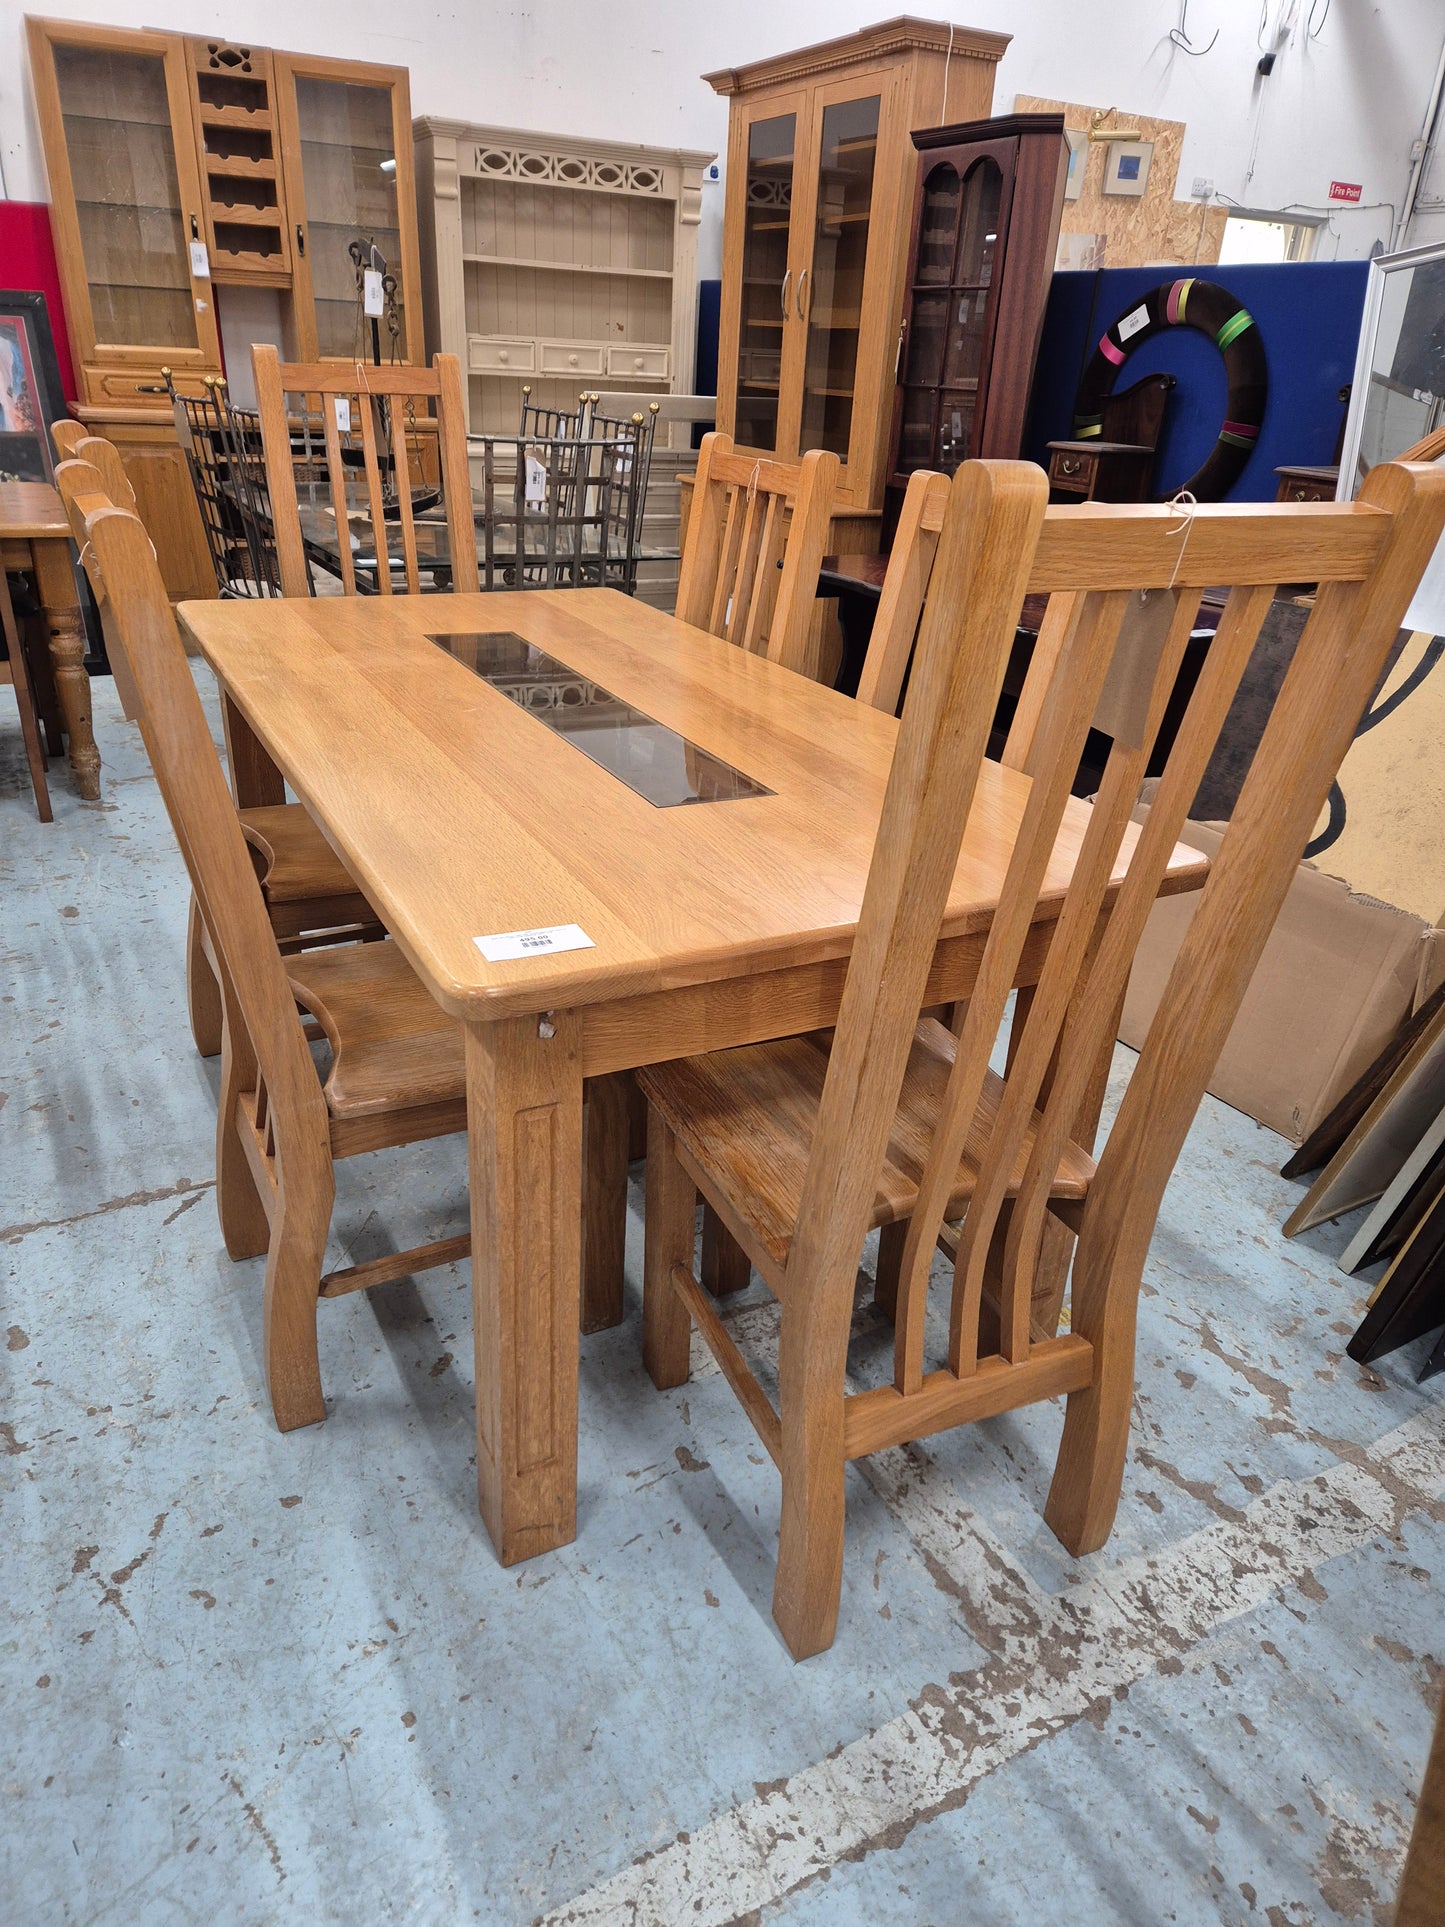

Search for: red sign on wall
xmin=1329 ymin=180 xmax=1363 ymax=203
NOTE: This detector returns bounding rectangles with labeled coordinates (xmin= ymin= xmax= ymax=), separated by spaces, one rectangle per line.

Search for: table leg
xmin=467 ymin=1009 xmax=583 ymax=1564
xmin=33 ymin=536 xmax=99 ymax=800
xmin=221 ymin=691 xmax=285 ymax=808
xmin=0 ymin=565 xmax=51 ymax=821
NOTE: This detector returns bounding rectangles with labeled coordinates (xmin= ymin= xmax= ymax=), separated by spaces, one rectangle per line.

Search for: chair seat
xmin=285 ymin=941 xmax=463 ymax=1118
xmin=639 ymin=1016 xmax=1095 ymax=1272
xmin=240 ymin=802 xmax=371 ymax=910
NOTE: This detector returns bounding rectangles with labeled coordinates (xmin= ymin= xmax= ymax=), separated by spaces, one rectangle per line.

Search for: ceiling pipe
xmin=1395 ymin=33 xmax=1445 ymax=249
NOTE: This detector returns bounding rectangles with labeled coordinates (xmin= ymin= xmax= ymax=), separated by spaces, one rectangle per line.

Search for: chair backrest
xmin=78 ymin=495 xmax=328 ymax=1166
xmin=856 ymin=469 xmax=951 ymax=714
xmin=519 ymin=385 xmax=586 ymax=441
xmin=785 ymin=458 xmax=1445 ymax=1417
xmin=471 ymin=425 xmax=645 ymax=590
xmin=54 ymin=455 xmax=143 ymax=722
xmin=253 ymin=345 xmax=478 ymax=599
xmin=50 ymin=419 xmax=86 ymax=463
xmin=71 ymin=435 xmax=137 ymax=515
xmin=675 ymin=431 xmax=838 ymax=677
xmin=1101 ymin=372 xmax=1176 ymax=451
xmin=583 ymin=400 xmax=658 ymax=593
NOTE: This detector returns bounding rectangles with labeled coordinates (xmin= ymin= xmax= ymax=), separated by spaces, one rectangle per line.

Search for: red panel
xmin=0 ymin=201 xmax=78 ymax=403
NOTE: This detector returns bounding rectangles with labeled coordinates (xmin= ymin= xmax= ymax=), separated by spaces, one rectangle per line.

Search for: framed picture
xmin=1063 ymin=127 xmax=1089 ymax=203
xmin=1102 ymin=139 xmax=1153 ymax=199
xmin=0 ymin=289 xmax=68 ymax=485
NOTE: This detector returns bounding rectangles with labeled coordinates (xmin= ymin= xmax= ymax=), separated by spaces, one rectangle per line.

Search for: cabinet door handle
xmin=895 ymin=317 xmax=907 ymax=380
xmin=780 ymin=269 xmax=791 ymax=318
xmin=296 ymin=224 xmax=306 ymax=257
xmin=796 ymin=268 xmax=808 ymax=320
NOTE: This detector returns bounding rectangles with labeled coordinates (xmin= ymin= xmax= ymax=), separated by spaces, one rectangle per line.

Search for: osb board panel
xmin=1014 ymin=95 xmax=1226 ymax=270
xmin=1308 ymin=628 xmax=1445 ymax=925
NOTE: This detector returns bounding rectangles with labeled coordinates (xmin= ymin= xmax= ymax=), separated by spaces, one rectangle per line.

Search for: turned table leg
xmin=33 ymin=534 xmax=99 ymax=801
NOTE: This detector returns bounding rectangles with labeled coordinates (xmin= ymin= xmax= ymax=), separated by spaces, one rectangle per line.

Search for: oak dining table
xmin=177 ymin=585 xmax=1209 ymax=1569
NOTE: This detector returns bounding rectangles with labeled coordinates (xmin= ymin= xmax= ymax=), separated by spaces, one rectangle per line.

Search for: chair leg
xmin=701 ymin=1203 xmax=750 ymax=1297
xmin=1043 ymin=1288 xmax=1139 ymax=1556
xmin=581 ymin=1072 xmax=630 ymax=1333
xmin=873 ymin=1219 xmax=906 ymax=1322
xmin=262 ymin=1174 xmax=333 ymax=1433
xmin=2 ymin=571 xmax=51 ymax=822
xmin=187 ymin=893 xmax=224 ymax=1058
xmin=772 ymin=1385 xmax=848 ymax=1661
xmin=642 ymin=1108 xmax=695 ymax=1390
xmin=216 ymin=1056 xmax=270 ymax=1262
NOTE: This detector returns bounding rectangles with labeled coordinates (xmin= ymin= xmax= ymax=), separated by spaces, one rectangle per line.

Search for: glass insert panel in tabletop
xmin=294 ymin=77 xmax=405 ymax=358
xmin=799 ymin=94 xmax=880 ymax=459
xmin=427 ymin=631 xmax=773 ymax=807
xmin=737 ymin=112 xmax=796 ymax=452
xmin=54 ymin=44 xmax=199 ymax=351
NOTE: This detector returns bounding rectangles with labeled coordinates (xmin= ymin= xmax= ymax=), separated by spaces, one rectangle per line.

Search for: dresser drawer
xmin=468 ymin=336 xmax=535 ymax=374
xmin=1047 ymin=447 xmax=1095 ymax=491
xmin=539 ymin=341 xmax=607 ymax=376
xmin=607 ymin=344 xmax=670 ymax=380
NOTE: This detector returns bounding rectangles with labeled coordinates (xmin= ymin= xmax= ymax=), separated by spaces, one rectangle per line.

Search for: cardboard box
xmin=1120 ymin=813 xmax=1445 ymax=1145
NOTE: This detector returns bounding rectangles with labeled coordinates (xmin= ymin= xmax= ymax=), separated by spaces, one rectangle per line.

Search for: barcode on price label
xmin=475 ymin=924 xmax=595 ymax=962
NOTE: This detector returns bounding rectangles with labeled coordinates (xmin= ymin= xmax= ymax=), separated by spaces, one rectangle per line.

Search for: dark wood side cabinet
xmin=887 ymin=113 xmax=1066 ymax=486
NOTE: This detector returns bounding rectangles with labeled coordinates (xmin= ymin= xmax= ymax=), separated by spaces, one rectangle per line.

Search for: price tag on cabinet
xmin=189 ymin=240 xmax=210 ymax=279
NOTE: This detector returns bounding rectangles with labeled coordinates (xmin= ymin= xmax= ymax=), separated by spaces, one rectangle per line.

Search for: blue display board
xmin=1024 ymin=261 xmax=1369 ymax=501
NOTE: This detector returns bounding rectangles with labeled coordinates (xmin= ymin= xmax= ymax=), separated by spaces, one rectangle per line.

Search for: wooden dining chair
xmin=675 ymin=431 xmax=839 ymax=679
xmin=252 ymin=345 xmax=479 ymax=599
xmin=54 ymin=456 xmax=386 ymax=1062
xmin=638 ymin=454 xmax=1445 ymax=1658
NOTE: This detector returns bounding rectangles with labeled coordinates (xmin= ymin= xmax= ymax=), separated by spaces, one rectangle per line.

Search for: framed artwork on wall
xmin=1102 ymin=140 xmax=1153 ymax=198
xmin=0 ymin=289 xmax=67 ymax=485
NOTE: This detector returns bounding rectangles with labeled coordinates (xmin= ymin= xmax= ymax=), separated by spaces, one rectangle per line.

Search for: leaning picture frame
xmin=0 ymin=288 xmax=68 ymax=485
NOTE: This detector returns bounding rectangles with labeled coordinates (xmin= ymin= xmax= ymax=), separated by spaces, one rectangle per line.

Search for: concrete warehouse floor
xmin=3 ymin=670 xmax=1442 ymax=1925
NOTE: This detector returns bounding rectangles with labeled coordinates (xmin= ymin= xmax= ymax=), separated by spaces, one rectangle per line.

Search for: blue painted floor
xmin=3 ymin=671 xmax=1441 ymax=1924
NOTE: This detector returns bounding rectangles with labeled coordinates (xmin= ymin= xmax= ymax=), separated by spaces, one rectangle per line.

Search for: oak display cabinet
xmin=27 ymin=16 xmax=421 ymax=599
xmin=707 ymin=18 xmax=1008 ymax=529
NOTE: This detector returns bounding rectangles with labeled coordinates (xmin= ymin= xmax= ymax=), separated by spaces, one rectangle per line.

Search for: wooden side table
xmin=1274 ymin=464 xmax=1339 ymax=504
xmin=0 ymin=481 xmax=99 ymax=800
xmin=1045 ymin=440 xmax=1155 ymax=503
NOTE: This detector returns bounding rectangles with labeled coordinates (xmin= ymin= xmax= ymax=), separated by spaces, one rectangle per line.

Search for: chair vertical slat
xmin=675 ymin=432 xmax=727 ymax=628
xmin=252 ymin=350 xmax=312 ymax=598
xmin=1003 ymin=591 xmax=1080 ymax=771
xmin=751 ymin=492 xmax=789 ymax=658
xmin=954 ymin=590 xmax=1203 ymax=1368
xmin=729 ymin=488 xmax=768 ymax=652
xmin=356 ymin=393 xmax=394 ymax=596
xmin=387 ymin=401 xmax=422 ymax=596
xmin=890 ymin=588 xmax=1133 ymax=1392
xmin=711 ymin=487 xmax=745 ymax=637
xmin=857 ymin=471 xmax=950 ymax=713
xmin=320 ymin=405 xmax=358 ymax=597
xmin=1001 ymin=582 xmax=1278 ymax=1319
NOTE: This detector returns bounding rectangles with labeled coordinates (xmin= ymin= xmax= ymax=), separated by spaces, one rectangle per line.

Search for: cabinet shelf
xmin=198 ymin=103 xmax=272 ymax=130
xmin=462 ymin=253 xmax=674 ymax=280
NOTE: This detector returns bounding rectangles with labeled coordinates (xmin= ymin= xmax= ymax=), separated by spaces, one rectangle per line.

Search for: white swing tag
xmin=363 ymin=268 xmax=384 ymax=317
xmin=334 ymin=397 xmax=351 ymax=434
xmin=189 ymin=240 xmax=210 ymax=279
xmin=1117 ymin=302 xmax=1150 ymax=342
xmin=475 ymin=924 xmax=594 ymax=963
xmin=525 ymin=453 xmax=547 ymax=506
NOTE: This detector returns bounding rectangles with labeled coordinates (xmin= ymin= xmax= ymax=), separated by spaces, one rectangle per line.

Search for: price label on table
xmin=474 ymin=924 xmax=595 ymax=962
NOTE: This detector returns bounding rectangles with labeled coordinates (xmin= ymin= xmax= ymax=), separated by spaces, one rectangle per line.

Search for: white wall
xmin=4 ymin=0 xmax=1443 ymax=274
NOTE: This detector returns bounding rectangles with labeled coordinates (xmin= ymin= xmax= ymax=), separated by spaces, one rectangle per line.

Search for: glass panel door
xmin=898 ymin=154 xmax=1005 ymax=477
xmin=798 ymin=93 xmax=880 ymax=458
xmin=735 ymin=111 xmax=797 ymax=452
xmin=292 ymin=76 xmax=405 ymax=359
xmin=53 ymin=43 xmax=199 ymax=351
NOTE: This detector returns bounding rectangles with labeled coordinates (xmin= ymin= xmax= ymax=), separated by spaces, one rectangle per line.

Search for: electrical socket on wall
xmin=1191 ymin=176 xmax=1214 ymax=200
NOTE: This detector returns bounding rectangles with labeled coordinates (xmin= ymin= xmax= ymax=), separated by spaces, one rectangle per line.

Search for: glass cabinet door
xmin=897 ymin=150 xmax=1010 ymax=478
xmin=49 ymin=39 xmax=206 ymax=355
xmin=734 ymin=109 xmax=798 ymax=452
xmin=798 ymin=93 xmax=880 ymax=460
xmin=277 ymin=60 xmax=415 ymax=362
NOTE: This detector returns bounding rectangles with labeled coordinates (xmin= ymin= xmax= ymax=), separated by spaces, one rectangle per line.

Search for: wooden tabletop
xmin=178 ymin=587 xmax=1208 ymax=1023
xmin=0 ymin=480 xmax=68 ymax=539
